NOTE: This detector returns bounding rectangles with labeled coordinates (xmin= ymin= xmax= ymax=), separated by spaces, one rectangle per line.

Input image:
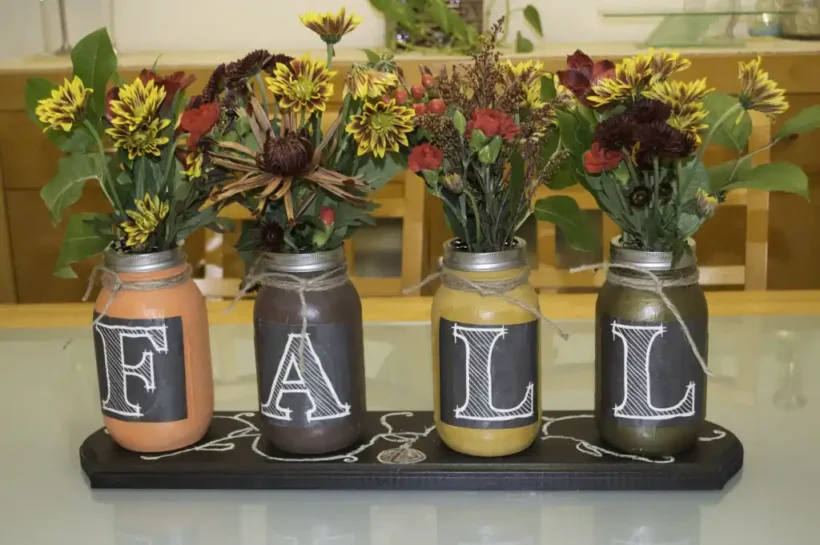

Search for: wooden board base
xmin=80 ymin=411 xmax=743 ymax=491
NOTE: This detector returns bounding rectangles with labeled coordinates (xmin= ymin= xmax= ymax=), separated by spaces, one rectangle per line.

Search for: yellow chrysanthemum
xmin=645 ymin=49 xmax=691 ymax=83
xmin=345 ymin=99 xmax=415 ymax=158
xmin=120 ymin=194 xmax=170 ymax=247
xmin=182 ymin=152 xmax=203 ymax=178
xmin=588 ymin=57 xmax=650 ymax=107
xmin=299 ymin=7 xmax=362 ymax=44
xmin=503 ymin=60 xmax=545 ymax=109
xmin=345 ymin=65 xmax=399 ymax=100
xmin=738 ymin=56 xmax=789 ymax=118
xmin=643 ymin=78 xmax=712 ymax=108
xmin=668 ymin=104 xmax=709 ymax=141
xmin=105 ymin=77 xmax=172 ymax=160
xmin=35 ymin=76 xmax=93 ymax=132
xmin=266 ymin=56 xmax=336 ymax=115
xmin=696 ymin=188 xmax=719 ymax=219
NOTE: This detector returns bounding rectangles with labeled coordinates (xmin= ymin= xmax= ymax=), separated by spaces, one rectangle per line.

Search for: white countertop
xmin=1 ymin=314 xmax=818 ymax=544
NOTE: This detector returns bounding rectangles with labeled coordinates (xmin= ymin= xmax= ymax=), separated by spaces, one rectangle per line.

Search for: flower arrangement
xmin=183 ymin=8 xmax=412 ymax=256
xmin=26 ymin=29 xmax=221 ymax=277
xmin=556 ymin=49 xmax=820 ymax=257
xmin=405 ymin=20 xmax=594 ymax=253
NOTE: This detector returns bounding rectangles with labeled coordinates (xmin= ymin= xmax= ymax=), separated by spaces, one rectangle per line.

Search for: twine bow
xmin=404 ymin=270 xmax=568 ymax=340
xmin=225 ymin=262 xmax=349 ymax=367
xmin=571 ymin=263 xmax=712 ymax=376
xmin=83 ymin=264 xmax=192 ymax=326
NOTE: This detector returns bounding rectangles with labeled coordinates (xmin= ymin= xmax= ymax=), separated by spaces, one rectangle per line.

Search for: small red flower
xmin=465 ymin=109 xmax=519 ymax=141
xmin=180 ymin=101 xmax=221 ymax=149
xmin=556 ymin=50 xmax=615 ymax=106
xmin=584 ymin=142 xmax=622 ymax=174
xmin=138 ymin=69 xmax=196 ymax=109
xmin=408 ymin=143 xmax=444 ymax=173
xmin=319 ymin=205 xmax=336 ymax=228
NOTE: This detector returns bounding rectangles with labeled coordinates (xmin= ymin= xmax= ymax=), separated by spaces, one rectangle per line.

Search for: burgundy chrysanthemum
xmin=629 ymin=99 xmax=673 ymax=124
xmin=594 ymin=114 xmax=637 ymax=152
xmin=634 ymin=121 xmax=696 ymax=166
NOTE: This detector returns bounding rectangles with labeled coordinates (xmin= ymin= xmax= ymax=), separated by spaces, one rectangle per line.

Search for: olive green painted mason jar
xmin=432 ymin=239 xmax=541 ymax=457
xmin=595 ymin=239 xmax=708 ymax=456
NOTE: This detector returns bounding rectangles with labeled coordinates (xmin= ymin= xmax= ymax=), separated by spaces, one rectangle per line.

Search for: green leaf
xmin=426 ymin=0 xmax=453 ymax=33
xmin=53 ymin=213 xmax=114 ymax=278
xmin=71 ymin=28 xmax=117 ymax=119
xmin=533 ymin=195 xmax=597 ymax=252
xmin=469 ymin=129 xmax=487 ymax=152
xmin=24 ymin=77 xmax=56 ymax=125
xmin=723 ymin=162 xmax=809 ymax=197
xmin=677 ymin=212 xmax=703 ymax=239
xmin=452 ymin=110 xmax=467 ymax=134
xmin=703 ymin=93 xmax=751 ymax=151
xmin=523 ymin=5 xmax=543 ymax=37
xmin=539 ymin=75 xmax=556 ymax=102
xmin=421 ymin=169 xmax=440 ymax=187
xmin=555 ymin=110 xmax=580 ymax=157
xmin=362 ymin=49 xmax=381 ymax=65
xmin=515 ymin=32 xmax=534 ymax=54
xmin=776 ymin=105 xmax=820 ymax=139
xmin=40 ymin=153 xmax=103 ymax=225
xmin=57 ymin=128 xmax=94 ymax=153
xmin=547 ymin=161 xmax=578 ymax=190
xmin=355 ymin=151 xmax=407 ymax=191
xmin=485 ymin=136 xmax=502 ymax=163
xmin=708 ymin=157 xmax=752 ymax=192
xmin=478 ymin=145 xmax=493 ymax=165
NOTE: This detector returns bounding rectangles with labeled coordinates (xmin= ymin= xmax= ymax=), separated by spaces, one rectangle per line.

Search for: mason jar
xmin=253 ymin=247 xmax=365 ymax=455
xmin=432 ymin=239 xmax=541 ymax=457
xmin=595 ymin=239 xmax=708 ymax=456
xmin=92 ymin=248 xmax=213 ymax=453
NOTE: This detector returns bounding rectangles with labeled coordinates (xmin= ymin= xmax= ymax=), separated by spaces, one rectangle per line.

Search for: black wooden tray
xmin=80 ymin=411 xmax=743 ymax=491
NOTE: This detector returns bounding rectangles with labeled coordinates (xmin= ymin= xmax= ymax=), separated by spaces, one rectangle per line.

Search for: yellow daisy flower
xmin=738 ymin=56 xmax=789 ymax=118
xmin=120 ymin=194 xmax=170 ymax=247
xmin=266 ymin=56 xmax=336 ymax=115
xmin=345 ymin=99 xmax=415 ymax=158
xmin=588 ymin=57 xmax=650 ymax=107
xmin=503 ymin=60 xmax=545 ymax=109
xmin=299 ymin=8 xmax=362 ymax=44
xmin=35 ymin=75 xmax=93 ymax=132
xmin=696 ymin=188 xmax=719 ymax=219
xmin=108 ymin=78 xmax=167 ymax=132
xmin=345 ymin=65 xmax=399 ymax=100
xmin=645 ymin=50 xmax=691 ymax=83
xmin=182 ymin=152 xmax=203 ymax=178
xmin=106 ymin=118 xmax=171 ymax=160
xmin=643 ymin=79 xmax=712 ymax=108
xmin=668 ymin=104 xmax=709 ymax=141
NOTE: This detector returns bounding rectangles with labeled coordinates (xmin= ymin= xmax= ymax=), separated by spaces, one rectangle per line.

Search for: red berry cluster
xmin=384 ymin=72 xmax=446 ymax=116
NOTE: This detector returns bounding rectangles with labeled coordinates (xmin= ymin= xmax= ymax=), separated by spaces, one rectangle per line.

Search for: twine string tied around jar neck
xmin=225 ymin=262 xmax=350 ymax=368
xmin=83 ymin=264 xmax=193 ymax=327
xmin=571 ymin=262 xmax=711 ymax=376
xmin=403 ymin=269 xmax=569 ymax=341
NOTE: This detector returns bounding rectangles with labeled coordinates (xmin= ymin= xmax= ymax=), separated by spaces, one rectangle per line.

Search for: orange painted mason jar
xmin=432 ymin=239 xmax=541 ymax=457
xmin=91 ymin=249 xmax=213 ymax=453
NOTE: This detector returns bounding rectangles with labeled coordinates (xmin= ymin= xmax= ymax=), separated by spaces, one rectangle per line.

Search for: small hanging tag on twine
xmin=403 ymin=270 xmax=569 ymax=341
xmin=224 ymin=263 xmax=349 ymax=369
xmin=571 ymin=263 xmax=712 ymax=377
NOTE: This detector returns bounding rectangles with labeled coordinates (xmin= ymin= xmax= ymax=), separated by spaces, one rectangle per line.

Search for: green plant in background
xmin=370 ymin=0 xmax=544 ymax=54
xmin=25 ymin=29 xmax=223 ymax=278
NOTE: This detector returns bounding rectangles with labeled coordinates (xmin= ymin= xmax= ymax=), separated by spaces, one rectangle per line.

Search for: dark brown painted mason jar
xmin=596 ymin=239 xmax=708 ymax=456
xmin=253 ymin=247 xmax=365 ymax=455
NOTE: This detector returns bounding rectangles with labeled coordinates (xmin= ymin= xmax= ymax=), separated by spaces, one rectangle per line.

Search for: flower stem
xmin=728 ymin=138 xmax=780 ymax=180
xmin=255 ymin=73 xmax=270 ymax=118
xmin=84 ymin=119 xmax=123 ymax=214
xmin=464 ymin=189 xmax=482 ymax=246
xmin=685 ymin=103 xmax=743 ymax=190
xmin=326 ymin=43 xmax=334 ymax=70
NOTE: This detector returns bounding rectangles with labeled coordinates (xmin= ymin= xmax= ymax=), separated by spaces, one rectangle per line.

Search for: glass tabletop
xmin=1 ymin=314 xmax=818 ymax=544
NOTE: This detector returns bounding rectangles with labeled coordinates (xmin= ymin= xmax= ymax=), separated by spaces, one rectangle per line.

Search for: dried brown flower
xmin=520 ymin=103 xmax=556 ymax=141
xmin=417 ymin=113 xmax=461 ymax=164
xmin=201 ymin=63 xmax=227 ymax=103
xmin=257 ymin=131 xmax=314 ymax=177
xmin=226 ymin=50 xmax=274 ymax=90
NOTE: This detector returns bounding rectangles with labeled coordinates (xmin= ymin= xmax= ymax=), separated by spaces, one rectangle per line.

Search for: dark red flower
xmin=584 ymin=142 xmax=622 ymax=174
xmin=138 ymin=69 xmax=196 ymax=109
xmin=104 ymin=87 xmax=120 ymax=122
xmin=556 ymin=50 xmax=615 ymax=106
xmin=465 ymin=109 xmax=519 ymax=141
xmin=319 ymin=206 xmax=336 ymax=228
xmin=180 ymin=101 xmax=221 ymax=148
xmin=408 ymin=143 xmax=444 ymax=173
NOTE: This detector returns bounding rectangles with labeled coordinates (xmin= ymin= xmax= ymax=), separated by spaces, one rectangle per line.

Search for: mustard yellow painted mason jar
xmin=432 ymin=239 xmax=540 ymax=457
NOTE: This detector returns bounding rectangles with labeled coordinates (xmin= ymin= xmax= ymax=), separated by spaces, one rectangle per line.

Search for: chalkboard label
xmin=439 ymin=318 xmax=538 ymax=430
xmin=255 ymin=321 xmax=353 ymax=430
xmin=93 ymin=314 xmax=187 ymax=423
xmin=599 ymin=315 xmax=707 ymax=427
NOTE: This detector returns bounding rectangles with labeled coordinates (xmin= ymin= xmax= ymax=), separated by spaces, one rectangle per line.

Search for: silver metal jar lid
xmin=260 ymin=246 xmax=346 ymax=274
xmin=442 ymin=238 xmax=528 ymax=273
xmin=104 ymin=247 xmax=186 ymax=273
xmin=610 ymin=237 xmax=697 ymax=271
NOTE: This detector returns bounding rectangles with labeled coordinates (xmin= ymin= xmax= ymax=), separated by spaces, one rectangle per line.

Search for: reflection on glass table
xmin=0 ymin=314 xmax=819 ymax=544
